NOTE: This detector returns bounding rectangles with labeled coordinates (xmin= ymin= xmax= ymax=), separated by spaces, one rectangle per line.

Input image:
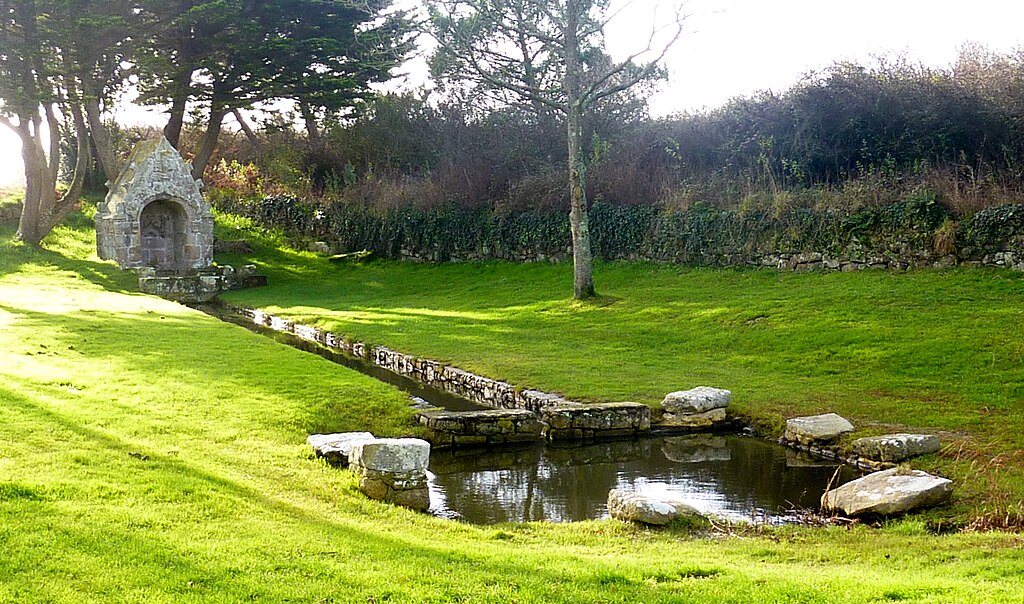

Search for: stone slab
xmin=821 ymin=468 xmax=953 ymax=516
xmin=607 ymin=489 xmax=701 ymax=525
xmin=349 ymin=438 xmax=430 ymax=472
xmin=660 ymin=407 xmax=728 ymax=428
xmin=784 ymin=413 xmax=854 ymax=445
xmin=661 ymin=387 xmax=732 ymax=414
xmin=851 ymin=434 xmax=941 ymax=463
xmin=542 ymin=402 xmax=651 ymax=438
xmin=307 ymin=432 xmax=375 ymax=465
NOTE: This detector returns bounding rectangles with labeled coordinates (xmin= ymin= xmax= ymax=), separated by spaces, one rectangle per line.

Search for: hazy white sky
xmin=3 ymin=0 xmax=1024 ymax=190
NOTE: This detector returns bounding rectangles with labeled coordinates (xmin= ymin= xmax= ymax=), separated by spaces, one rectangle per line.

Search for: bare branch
xmin=582 ymin=4 xmax=686 ymax=104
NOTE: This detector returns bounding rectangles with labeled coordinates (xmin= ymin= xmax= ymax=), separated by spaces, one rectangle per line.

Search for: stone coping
xmin=224 ymin=304 xmax=672 ymax=442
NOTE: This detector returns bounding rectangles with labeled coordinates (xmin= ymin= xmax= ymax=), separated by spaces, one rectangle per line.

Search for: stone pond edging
xmin=227 ymin=304 xmax=674 ymax=443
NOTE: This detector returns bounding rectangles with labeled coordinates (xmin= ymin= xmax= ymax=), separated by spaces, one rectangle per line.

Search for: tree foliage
xmin=0 ymin=0 xmax=135 ymax=244
xmin=0 ymin=0 xmax=412 ymax=244
xmin=134 ymin=0 xmax=414 ymax=178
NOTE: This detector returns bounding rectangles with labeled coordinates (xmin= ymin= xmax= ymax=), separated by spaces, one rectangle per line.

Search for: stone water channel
xmin=199 ymin=303 xmax=857 ymax=524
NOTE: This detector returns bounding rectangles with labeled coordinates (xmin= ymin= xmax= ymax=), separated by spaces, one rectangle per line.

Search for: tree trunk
xmin=191 ymin=105 xmax=227 ymax=181
xmin=564 ymin=0 xmax=595 ymax=300
xmin=232 ymin=109 xmax=258 ymax=146
xmin=164 ymin=68 xmax=193 ymax=148
xmin=298 ymin=101 xmax=323 ymax=149
xmin=16 ymin=121 xmax=45 ymax=246
xmin=84 ymin=93 xmax=119 ymax=182
xmin=40 ymin=105 xmax=91 ymax=234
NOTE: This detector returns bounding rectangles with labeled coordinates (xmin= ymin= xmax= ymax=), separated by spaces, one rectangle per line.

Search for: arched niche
xmin=139 ymin=199 xmax=188 ymax=272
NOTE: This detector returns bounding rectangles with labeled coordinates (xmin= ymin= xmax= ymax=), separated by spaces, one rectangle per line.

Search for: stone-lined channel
xmin=199 ymin=303 xmax=857 ymax=523
xmin=196 ymin=303 xmax=486 ymax=412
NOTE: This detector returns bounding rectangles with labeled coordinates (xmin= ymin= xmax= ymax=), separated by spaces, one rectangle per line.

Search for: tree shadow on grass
xmin=0 ymin=303 xmax=414 ymax=435
xmin=0 ymin=382 xmax=721 ymax=603
xmin=0 ymin=225 xmax=137 ymax=294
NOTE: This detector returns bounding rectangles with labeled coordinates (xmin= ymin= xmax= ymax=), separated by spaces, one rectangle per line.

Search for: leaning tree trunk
xmin=191 ymin=104 xmax=227 ymax=181
xmin=13 ymin=105 xmax=90 ymax=246
xmin=563 ymin=0 xmax=595 ymax=300
xmin=164 ymin=67 xmax=193 ymax=149
xmin=83 ymin=93 xmax=119 ymax=182
xmin=232 ymin=109 xmax=259 ymax=146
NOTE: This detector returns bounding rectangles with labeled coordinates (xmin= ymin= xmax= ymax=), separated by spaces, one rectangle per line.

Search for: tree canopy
xmin=0 ymin=0 xmax=413 ymax=244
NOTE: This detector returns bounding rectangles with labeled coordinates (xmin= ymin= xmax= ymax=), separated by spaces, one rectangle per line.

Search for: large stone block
xmin=784 ymin=413 xmax=854 ymax=445
xmin=661 ymin=387 xmax=731 ymax=414
xmin=349 ymin=438 xmax=430 ymax=472
xmin=607 ymin=489 xmax=702 ymax=525
xmin=542 ymin=402 xmax=651 ymax=440
xmin=418 ymin=409 xmax=543 ymax=447
xmin=851 ymin=434 xmax=941 ymax=463
xmin=660 ymin=407 xmax=728 ymax=428
xmin=307 ymin=432 xmax=375 ymax=466
xmin=821 ymin=468 xmax=953 ymax=516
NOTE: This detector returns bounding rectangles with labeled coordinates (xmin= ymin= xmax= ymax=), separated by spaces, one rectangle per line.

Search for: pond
xmin=428 ymin=434 xmax=858 ymax=524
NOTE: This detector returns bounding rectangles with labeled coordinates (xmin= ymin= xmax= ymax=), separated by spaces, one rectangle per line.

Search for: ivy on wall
xmin=215 ymin=193 xmax=1022 ymax=265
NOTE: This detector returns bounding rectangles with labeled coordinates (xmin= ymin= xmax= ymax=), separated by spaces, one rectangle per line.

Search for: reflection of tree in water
xmin=430 ymin=436 xmax=858 ymax=524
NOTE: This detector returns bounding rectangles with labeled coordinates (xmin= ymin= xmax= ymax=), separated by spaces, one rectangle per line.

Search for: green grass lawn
xmin=2 ymin=211 xmax=1024 ymax=602
xmin=217 ymin=215 xmax=1024 ymax=520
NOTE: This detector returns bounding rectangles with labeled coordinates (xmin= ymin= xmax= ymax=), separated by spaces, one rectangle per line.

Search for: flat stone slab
xmin=307 ymin=432 xmax=375 ymax=466
xmin=349 ymin=438 xmax=430 ymax=472
xmin=660 ymin=407 xmax=728 ymax=428
xmin=821 ymin=468 xmax=953 ymax=516
xmin=542 ymin=402 xmax=651 ymax=440
xmin=607 ymin=489 xmax=702 ymax=525
xmin=851 ymin=434 xmax=941 ymax=463
xmin=661 ymin=387 xmax=731 ymax=414
xmin=784 ymin=413 xmax=854 ymax=445
xmin=418 ymin=408 xmax=543 ymax=447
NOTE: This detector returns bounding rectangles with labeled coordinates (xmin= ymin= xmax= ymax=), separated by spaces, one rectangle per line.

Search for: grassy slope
xmin=2 ymin=213 xmax=1023 ymax=602
xmin=218 ymin=216 xmax=1024 ymax=515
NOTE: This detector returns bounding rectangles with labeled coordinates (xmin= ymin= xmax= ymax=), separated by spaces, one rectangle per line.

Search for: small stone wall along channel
xmin=212 ymin=303 xmax=654 ymax=442
xmin=207 ymin=305 xmax=880 ymax=524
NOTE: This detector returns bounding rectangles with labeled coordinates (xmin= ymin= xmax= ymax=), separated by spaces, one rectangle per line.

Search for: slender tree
xmin=427 ymin=0 xmax=684 ymax=299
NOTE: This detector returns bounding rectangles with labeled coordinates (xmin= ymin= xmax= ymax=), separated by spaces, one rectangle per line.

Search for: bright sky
xmin=2 ymin=0 xmax=1024 ymax=190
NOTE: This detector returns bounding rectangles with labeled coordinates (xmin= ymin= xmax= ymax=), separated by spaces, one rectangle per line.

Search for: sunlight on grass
xmin=1 ymin=212 xmax=1023 ymax=602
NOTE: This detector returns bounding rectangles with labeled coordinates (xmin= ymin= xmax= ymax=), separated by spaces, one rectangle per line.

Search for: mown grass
xmin=2 ymin=211 xmax=1024 ymax=602
xmin=216 ymin=214 xmax=1024 ymax=520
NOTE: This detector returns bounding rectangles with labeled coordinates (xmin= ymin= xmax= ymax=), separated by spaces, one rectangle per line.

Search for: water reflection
xmin=428 ymin=435 xmax=858 ymax=524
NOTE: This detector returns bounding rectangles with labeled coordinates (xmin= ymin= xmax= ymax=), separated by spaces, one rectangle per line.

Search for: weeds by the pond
xmin=945 ymin=441 xmax=1024 ymax=532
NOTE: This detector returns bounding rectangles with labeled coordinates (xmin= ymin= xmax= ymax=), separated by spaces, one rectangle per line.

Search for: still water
xmin=429 ymin=434 xmax=858 ymax=524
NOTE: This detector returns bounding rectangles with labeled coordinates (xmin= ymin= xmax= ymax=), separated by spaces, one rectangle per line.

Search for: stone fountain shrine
xmin=95 ymin=136 xmax=213 ymax=272
xmin=95 ymin=137 xmax=263 ymax=302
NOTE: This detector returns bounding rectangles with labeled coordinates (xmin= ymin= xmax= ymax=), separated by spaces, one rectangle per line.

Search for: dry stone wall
xmin=0 ymin=202 xmax=23 ymax=224
xmin=217 ymin=195 xmax=1024 ymax=274
xmin=231 ymin=305 xmax=648 ymax=441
